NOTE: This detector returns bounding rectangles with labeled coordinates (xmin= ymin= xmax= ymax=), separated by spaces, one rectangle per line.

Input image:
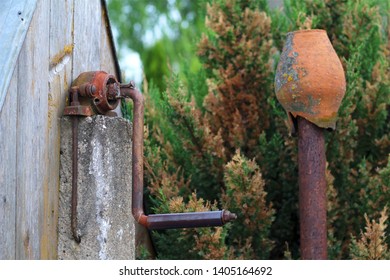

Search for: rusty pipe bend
xmin=119 ymin=82 xmax=146 ymax=225
xmin=121 ymin=82 xmax=237 ymax=229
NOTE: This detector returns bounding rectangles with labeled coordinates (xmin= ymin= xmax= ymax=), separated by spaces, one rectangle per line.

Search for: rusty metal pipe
xmin=146 ymin=210 xmax=236 ymax=230
xmin=298 ymin=117 xmax=327 ymax=259
xmin=120 ymin=82 xmax=237 ymax=229
xmin=119 ymin=82 xmax=148 ymax=226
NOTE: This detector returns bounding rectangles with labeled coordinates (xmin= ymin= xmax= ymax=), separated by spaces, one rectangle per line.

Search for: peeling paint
xmin=275 ymin=32 xmax=299 ymax=93
xmin=285 ymin=94 xmax=319 ymax=115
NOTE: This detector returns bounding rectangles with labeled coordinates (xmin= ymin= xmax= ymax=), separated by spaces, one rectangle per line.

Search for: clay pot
xmin=275 ymin=29 xmax=346 ymax=134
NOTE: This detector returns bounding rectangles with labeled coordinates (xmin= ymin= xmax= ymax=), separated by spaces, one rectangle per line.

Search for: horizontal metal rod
xmin=146 ymin=210 xmax=236 ymax=230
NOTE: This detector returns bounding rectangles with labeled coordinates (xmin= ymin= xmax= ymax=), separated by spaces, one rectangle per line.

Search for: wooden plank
xmin=0 ymin=0 xmax=37 ymax=113
xmin=73 ymin=0 xmax=101 ymax=77
xmin=42 ymin=0 xmax=75 ymax=259
xmin=100 ymin=12 xmax=117 ymax=76
xmin=100 ymin=9 xmax=122 ymax=117
xmin=0 ymin=65 xmax=18 ymax=259
xmin=100 ymin=0 xmax=122 ymax=81
xmin=15 ymin=0 xmax=50 ymax=259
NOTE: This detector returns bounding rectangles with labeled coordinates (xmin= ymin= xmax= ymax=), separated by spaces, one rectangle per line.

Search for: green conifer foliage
xmin=134 ymin=0 xmax=389 ymax=259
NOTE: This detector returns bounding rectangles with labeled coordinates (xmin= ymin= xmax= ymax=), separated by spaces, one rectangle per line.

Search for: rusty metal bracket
xmin=64 ymin=72 xmax=236 ymax=242
xmin=64 ymin=71 xmax=120 ymax=243
xmin=64 ymin=71 xmax=120 ymax=117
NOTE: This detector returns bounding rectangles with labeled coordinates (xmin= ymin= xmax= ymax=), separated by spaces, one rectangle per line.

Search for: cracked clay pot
xmin=275 ymin=29 xmax=346 ymax=134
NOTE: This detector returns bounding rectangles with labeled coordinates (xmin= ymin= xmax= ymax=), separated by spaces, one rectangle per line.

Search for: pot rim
xmin=287 ymin=29 xmax=326 ymax=36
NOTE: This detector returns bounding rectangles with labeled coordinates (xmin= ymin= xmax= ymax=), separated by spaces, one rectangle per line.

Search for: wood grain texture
xmin=100 ymin=8 xmax=116 ymax=75
xmin=100 ymin=8 xmax=122 ymax=116
xmin=43 ymin=0 xmax=75 ymax=259
xmin=15 ymin=0 xmax=50 ymax=259
xmin=0 ymin=0 xmax=123 ymax=259
xmin=0 ymin=0 xmax=37 ymax=112
xmin=0 ymin=66 xmax=18 ymax=259
xmin=73 ymin=0 xmax=102 ymax=77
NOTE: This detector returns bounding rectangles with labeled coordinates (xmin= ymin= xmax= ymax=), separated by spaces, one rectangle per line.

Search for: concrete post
xmin=58 ymin=115 xmax=136 ymax=259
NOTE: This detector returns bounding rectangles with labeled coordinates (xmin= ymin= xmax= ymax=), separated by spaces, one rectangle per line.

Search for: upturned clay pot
xmin=275 ymin=29 xmax=346 ymax=134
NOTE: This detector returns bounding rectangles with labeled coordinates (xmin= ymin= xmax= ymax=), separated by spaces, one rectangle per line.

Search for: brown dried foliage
xmin=350 ymin=207 xmax=390 ymax=260
xmin=193 ymin=227 xmax=228 ymax=260
xmin=198 ymin=1 xmax=276 ymax=157
xmin=222 ymin=151 xmax=275 ymax=258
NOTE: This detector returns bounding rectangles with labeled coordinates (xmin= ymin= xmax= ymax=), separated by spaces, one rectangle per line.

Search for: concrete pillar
xmin=58 ymin=115 xmax=135 ymax=259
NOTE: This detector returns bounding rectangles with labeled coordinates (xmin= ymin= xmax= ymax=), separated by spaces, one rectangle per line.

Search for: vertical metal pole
xmin=298 ymin=117 xmax=327 ymax=259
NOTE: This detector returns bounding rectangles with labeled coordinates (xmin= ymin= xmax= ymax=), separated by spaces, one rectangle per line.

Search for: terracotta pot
xmin=275 ymin=29 xmax=346 ymax=134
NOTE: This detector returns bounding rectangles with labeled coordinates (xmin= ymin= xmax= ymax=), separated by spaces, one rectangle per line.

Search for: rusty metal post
xmin=298 ymin=117 xmax=327 ymax=259
xmin=275 ymin=30 xmax=346 ymax=259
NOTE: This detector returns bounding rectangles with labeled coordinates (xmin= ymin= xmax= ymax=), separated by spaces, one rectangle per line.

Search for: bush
xmin=130 ymin=0 xmax=390 ymax=259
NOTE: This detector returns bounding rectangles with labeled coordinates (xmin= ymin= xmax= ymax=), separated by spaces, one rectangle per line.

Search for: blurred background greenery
xmin=108 ymin=0 xmax=389 ymax=259
xmin=108 ymin=0 xmax=210 ymax=90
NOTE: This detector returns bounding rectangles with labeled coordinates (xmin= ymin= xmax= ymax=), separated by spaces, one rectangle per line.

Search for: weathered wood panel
xmin=100 ymin=7 xmax=122 ymax=116
xmin=43 ymin=0 xmax=75 ymax=260
xmin=100 ymin=9 xmax=117 ymax=75
xmin=15 ymin=0 xmax=50 ymax=259
xmin=73 ymin=0 xmax=102 ymax=77
xmin=0 ymin=66 xmax=18 ymax=259
xmin=0 ymin=0 xmax=37 ymax=112
xmin=0 ymin=0 xmax=122 ymax=259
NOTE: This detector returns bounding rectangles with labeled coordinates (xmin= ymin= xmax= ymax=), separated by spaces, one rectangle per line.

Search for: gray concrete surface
xmin=58 ymin=115 xmax=135 ymax=259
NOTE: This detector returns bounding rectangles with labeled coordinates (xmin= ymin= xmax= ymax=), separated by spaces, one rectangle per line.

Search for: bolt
xmin=222 ymin=210 xmax=237 ymax=223
xmin=90 ymin=85 xmax=96 ymax=95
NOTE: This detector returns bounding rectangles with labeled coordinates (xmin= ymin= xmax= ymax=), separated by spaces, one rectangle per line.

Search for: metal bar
xmin=298 ymin=117 xmax=327 ymax=259
xmin=71 ymin=116 xmax=81 ymax=243
xmin=147 ymin=210 xmax=236 ymax=230
xmin=119 ymin=82 xmax=147 ymax=226
xmin=120 ymin=82 xmax=237 ymax=230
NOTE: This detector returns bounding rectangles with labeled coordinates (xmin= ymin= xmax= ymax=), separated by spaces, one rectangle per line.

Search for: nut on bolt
xmin=222 ymin=210 xmax=237 ymax=223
